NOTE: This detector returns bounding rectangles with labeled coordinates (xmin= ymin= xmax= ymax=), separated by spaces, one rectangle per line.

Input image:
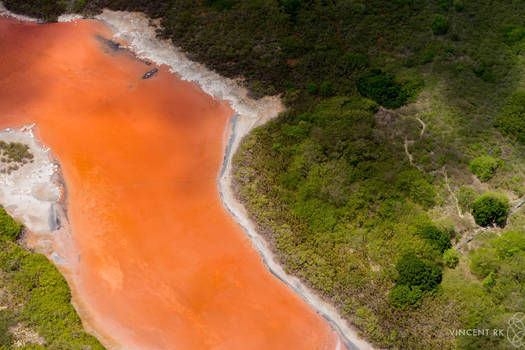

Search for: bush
xmin=481 ymin=271 xmax=496 ymax=289
xmin=389 ymin=284 xmax=423 ymax=307
xmin=337 ymin=53 xmax=369 ymax=74
xmin=495 ymin=90 xmax=525 ymax=143
xmin=357 ymin=69 xmax=407 ymax=108
xmin=472 ymin=192 xmax=509 ymax=227
xmin=453 ymin=0 xmax=464 ymax=11
xmin=396 ymin=170 xmax=436 ymax=209
xmin=469 ymin=155 xmax=500 ymax=181
xmin=417 ymin=224 xmax=452 ymax=253
xmin=319 ymin=82 xmax=334 ymax=97
xmin=502 ymin=25 xmax=525 ymax=44
xmin=431 ymin=15 xmax=449 ymax=35
xmin=306 ymin=82 xmax=318 ymax=95
xmin=443 ymin=248 xmax=459 ymax=268
xmin=0 ymin=207 xmax=21 ymax=241
xmin=282 ymin=0 xmax=301 ymax=15
xmin=396 ymin=254 xmax=442 ymax=291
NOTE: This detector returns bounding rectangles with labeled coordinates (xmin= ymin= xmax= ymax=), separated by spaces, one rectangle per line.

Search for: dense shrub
xmin=0 ymin=207 xmax=21 ymax=241
xmin=306 ymin=82 xmax=318 ymax=95
xmin=502 ymin=25 xmax=525 ymax=44
xmin=469 ymin=155 xmax=500 ymax=181
xmin=319 ymin=82 xmax=334 ymax=97
xmin=495 ymin=90 xmax=525 ymax=143
xmin=431 ymin=15 xmax=449 ymax=35
xmin=357 ymin=69 xmax=407 ymax=108
xmin=453 ymin=0 xmax=464 ymax=11
xmin=472 ymin=192 xmax=509 ymax=227
xmin=417 ymin=224 xmax=452 ymax=253
xmin=396 ymin=170 xmax=436 ymax=209
xmin=443 ymin=248 xmax=459 ymax=268
xmin=481 ymin=271 xmax=496 ymax=288
xmin=282 ymin=0 xmax=301 ymax=15
xmin=470 ymin=231 xmax=525 ymax=277
xmin=389 ymin=284 xmax=423 ymax=307
xmin=337 ymin=53 xmax=369 ymax=74
xmin=396 ymin=254 xmax=442 ymax=291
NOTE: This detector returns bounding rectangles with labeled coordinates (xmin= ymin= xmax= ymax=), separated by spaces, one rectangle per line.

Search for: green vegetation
xmin=431 ymin=14 xmax=449 ymax=35
xmin=389 ymin=284 xmax=422 ymax=308
xmin=357 ymin=70 xmax=409 ymax=109
xmin=0 ymin=142 xmax=34 ymax=175
xmin=469 ymin=155 xmax=500 ymax=182
xmin=0 ymin=207 xmax=21 ymax=241
xmin=495 ymin=90 xmax=525 ymax=143
xmin=416 ymin=224 xmax=451 ymax=253
xmin=0 ymin=210 xmax=104 ymax=349
xmin=234 ymin=97 xmax=455 ymax=347
xmin=461 ymin=231 xmax=525 ymax=349
xmin=0 ymin=142 xmax=33 ymax=164
xmin=3 ymin=0 xmax=66 ymax=21
xmin=395 ymin=254 xmax=442 ymax=291
xmin=472 ymin=192 xmax=509 ymax=227
xmin=443 ymin=248 xmax=459 ymax=268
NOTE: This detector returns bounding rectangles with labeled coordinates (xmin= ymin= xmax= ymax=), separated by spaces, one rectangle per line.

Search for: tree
xmin=319 ymin=81 xmax=334 ymax=97
xmin=431 ymin=15 xmax=449 ymax=35
xmin=357 ymin=69 xmax=406 ymax=108
xmin=282 ymin=0 xmax=301 ymax=16
xmin=306 ymin=82 xmax=318 ymax=95
xmin=472 ymin=193 xmax=509 ymax=227
xmin=417 ymin=224 xmax=451 ymax=253
xmin=396 ymin=254 xmax=442 ymax=291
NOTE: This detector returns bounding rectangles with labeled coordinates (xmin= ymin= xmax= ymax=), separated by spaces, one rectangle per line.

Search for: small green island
xmin=0 ymin=142 xmax=34 ymax=175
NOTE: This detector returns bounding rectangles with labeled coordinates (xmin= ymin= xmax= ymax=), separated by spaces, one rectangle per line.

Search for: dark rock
xmin=142 ymin=68 xmax=159 ymax=80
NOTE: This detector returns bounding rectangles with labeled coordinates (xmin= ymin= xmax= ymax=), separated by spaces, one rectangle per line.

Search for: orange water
xmin=0 ymin=17 xmax=340 ymax=350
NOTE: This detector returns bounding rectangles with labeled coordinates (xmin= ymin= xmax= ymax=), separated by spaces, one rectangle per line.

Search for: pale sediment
xmin=0 ymin=125 xmax=61 ymax=235
xmin=95 ymin=10 xmax=374 ymax=350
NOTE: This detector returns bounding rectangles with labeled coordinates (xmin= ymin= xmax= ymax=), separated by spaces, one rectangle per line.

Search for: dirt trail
xmin=442 ymin=167 xmax=464 ymax=218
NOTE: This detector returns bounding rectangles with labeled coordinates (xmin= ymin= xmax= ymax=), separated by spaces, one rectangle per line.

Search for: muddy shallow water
xmin=0 ymin=16 xmax=343 ymax=350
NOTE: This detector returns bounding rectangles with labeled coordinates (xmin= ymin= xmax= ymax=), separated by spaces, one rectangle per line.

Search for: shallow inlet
xmin=0 ymin=16 xmax=344 ymax=349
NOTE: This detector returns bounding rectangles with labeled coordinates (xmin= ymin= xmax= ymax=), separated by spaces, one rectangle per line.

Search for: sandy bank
xmin=0 ymin=125 xmax=60 ymax=234
xmin=94 ymin=10 xmax=374 ymax=350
